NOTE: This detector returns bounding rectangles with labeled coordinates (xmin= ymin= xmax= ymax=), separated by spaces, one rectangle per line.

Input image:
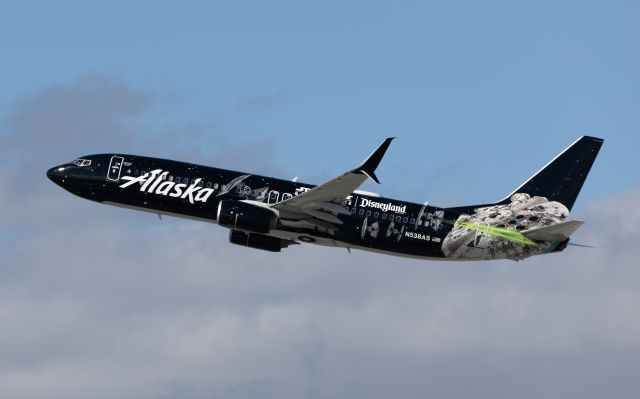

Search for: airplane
xmin=47 ymin=136 xmax=603 ymax=261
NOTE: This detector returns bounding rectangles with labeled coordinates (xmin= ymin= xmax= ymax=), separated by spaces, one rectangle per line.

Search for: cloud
xmin=1 ymin=188 xmax=639 ymax=399
xmin=2 ymin=73 xmax=150 ymax=158
xmin=1 ymin=76 xmax=640 ymax=398
xmin=0 ymin=74 xmax=152 ymax=206
xmin=0 ymin=74 xmax=285 ymax=225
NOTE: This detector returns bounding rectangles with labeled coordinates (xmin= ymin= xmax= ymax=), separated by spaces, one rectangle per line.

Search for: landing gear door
xmin=107 ymin=156 xmax=124 ymax=182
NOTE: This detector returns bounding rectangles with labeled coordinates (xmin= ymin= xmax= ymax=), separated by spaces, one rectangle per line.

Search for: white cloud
xmin=1 ymin=76 xmax=639 ymax=399
xmin=2 ymin=189 xmax=640 ymax=399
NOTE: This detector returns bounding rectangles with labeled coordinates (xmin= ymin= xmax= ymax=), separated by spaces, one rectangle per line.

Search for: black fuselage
xmin=48 ymin=154 xmax=459 ymax=259
xmin=47 ymin=137 xmax=603 ymax=261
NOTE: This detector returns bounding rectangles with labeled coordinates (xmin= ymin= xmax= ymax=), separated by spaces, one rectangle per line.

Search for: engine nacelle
xmin=216 ymin=200 xmax=277 ymax=234
xmin=229 ymin=230 xmax=285 ymax=252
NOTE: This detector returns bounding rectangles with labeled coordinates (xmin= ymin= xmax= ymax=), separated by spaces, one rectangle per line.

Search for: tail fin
xmin=502 ymin=136 xmax=603 ymax=211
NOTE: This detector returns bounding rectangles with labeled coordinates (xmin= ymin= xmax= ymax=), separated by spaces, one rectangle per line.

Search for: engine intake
xmin=217 ymin=200 xmax=277 ymax=234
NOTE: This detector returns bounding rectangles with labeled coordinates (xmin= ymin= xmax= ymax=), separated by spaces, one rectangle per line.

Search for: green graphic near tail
xmin=452 ymin=220 xmax=540 ymax=248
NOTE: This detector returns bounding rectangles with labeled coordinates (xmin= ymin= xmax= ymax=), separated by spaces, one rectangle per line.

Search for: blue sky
xmin=1 ymin=2 xmax=640 ymax=398
xmin=2 ymin=0 xmax=637 ymax=205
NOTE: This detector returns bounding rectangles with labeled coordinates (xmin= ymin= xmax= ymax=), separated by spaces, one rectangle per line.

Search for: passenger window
xmin=206 ymin=182 xmax=212 ymax=188
xmin=382 ymin=213 xmax=387 ymax=220
xmin=358 ymin=209 xmax=364 ymax=216
xmin=184 ymin=178 xmax=189 ymax=185
xmin=168 ymin=175 xmax=174 ymax=182
xmin=410 ymin=218 xmax=415 ymax=224
xmin=282 ymin=193 xmax=293 ymax=201
xmin=176 ymin=177 xmax=181 ymax=183
xmin=214 ymin=183 xmax=219 ymax=190
xmin=374 ymin=212 xmax=379 ymax=218
xmin=134 ymin=169 xmax=140 ymax=176
xmin=396 ymin=216 xmax=401 ymax=222
xmin=351 ymin=208 xmax=356 ymax=214
xmin=366 ymin=210 xmax=371 ymax=217
xmin=403 ymin=217 xmax=408 ymax=223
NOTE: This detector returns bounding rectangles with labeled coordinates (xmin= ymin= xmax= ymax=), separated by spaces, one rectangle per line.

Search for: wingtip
xmin=354 ymin=137 xmax=395 ymax=184
xmin=362 ymin=170 xmax=381 ymax=184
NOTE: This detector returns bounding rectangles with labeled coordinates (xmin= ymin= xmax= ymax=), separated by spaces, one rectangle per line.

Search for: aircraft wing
xmin=272 ymin=138 xmax=394 ymax=226
xmin=522 ymin=220 xmax=585 ymax=242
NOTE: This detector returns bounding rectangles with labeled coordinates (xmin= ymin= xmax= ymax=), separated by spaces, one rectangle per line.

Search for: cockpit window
xmin=73 ymin=159 xmax=92 ymax=167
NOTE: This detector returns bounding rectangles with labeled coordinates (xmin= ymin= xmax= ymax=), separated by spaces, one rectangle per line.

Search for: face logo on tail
xmin=119 ymin=169 xmax=215 ymax=204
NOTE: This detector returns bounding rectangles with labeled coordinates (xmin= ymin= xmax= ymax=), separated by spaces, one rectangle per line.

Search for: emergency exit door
xmin=107 ymin=156 xmax=124 ymax=181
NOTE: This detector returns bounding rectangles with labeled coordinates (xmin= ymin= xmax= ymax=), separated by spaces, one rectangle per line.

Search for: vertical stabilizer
xmin=503 ymin=136 xmax=603 ymax=211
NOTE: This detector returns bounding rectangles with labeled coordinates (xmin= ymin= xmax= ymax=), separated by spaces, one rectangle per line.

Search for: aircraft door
xmin=107 ymin=156 xmax=124 ymax=181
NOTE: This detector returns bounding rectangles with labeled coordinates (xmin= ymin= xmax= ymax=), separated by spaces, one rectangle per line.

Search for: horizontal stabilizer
xmin=522 ymin=220 xmax=584 ymax=242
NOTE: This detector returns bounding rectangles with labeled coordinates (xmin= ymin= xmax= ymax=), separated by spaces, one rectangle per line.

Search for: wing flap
xmin=522 ymin=220 xmax=585 ymax=242
xmin=304 ymin=209 xmax=344 ymax=224
xmin=311 ymin=201 xmax=351 ymax=215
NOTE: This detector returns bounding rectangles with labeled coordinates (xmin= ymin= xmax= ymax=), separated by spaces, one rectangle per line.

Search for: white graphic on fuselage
xmin=119 ymin=169 xmax=214 ymax=204
xmin=217 ymin=174 xmax=250 ymax=197
xmin=215 ymin=174 xmax=269 ymax=201
xmin=405 ymin=231 xmax=431 ymax=241
xmin=360 ymin=198 xmax=406 ymax=214
xmin=442 ymin=193 xmax=569 ymax=260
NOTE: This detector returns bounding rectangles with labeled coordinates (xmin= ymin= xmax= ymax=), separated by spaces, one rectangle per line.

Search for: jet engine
xmin=229 ymin=229 xmax=288 ymax=252
xmin=216 ymin=200 xmax=277 ymax=234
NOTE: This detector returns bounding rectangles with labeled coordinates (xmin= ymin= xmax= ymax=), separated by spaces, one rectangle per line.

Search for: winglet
xmin=353 ymin=137 xmax=395 ymax=184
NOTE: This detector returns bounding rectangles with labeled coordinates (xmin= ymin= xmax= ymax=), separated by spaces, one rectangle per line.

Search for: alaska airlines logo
xmin=119 ymin=169 xmax=214 ymax=204
xmin=359 ymin=198 xmax=406 ymax=214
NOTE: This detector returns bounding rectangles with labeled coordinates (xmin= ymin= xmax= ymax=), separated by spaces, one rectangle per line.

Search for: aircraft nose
xmin=47 ymin=165 xmax=68 ymax=184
